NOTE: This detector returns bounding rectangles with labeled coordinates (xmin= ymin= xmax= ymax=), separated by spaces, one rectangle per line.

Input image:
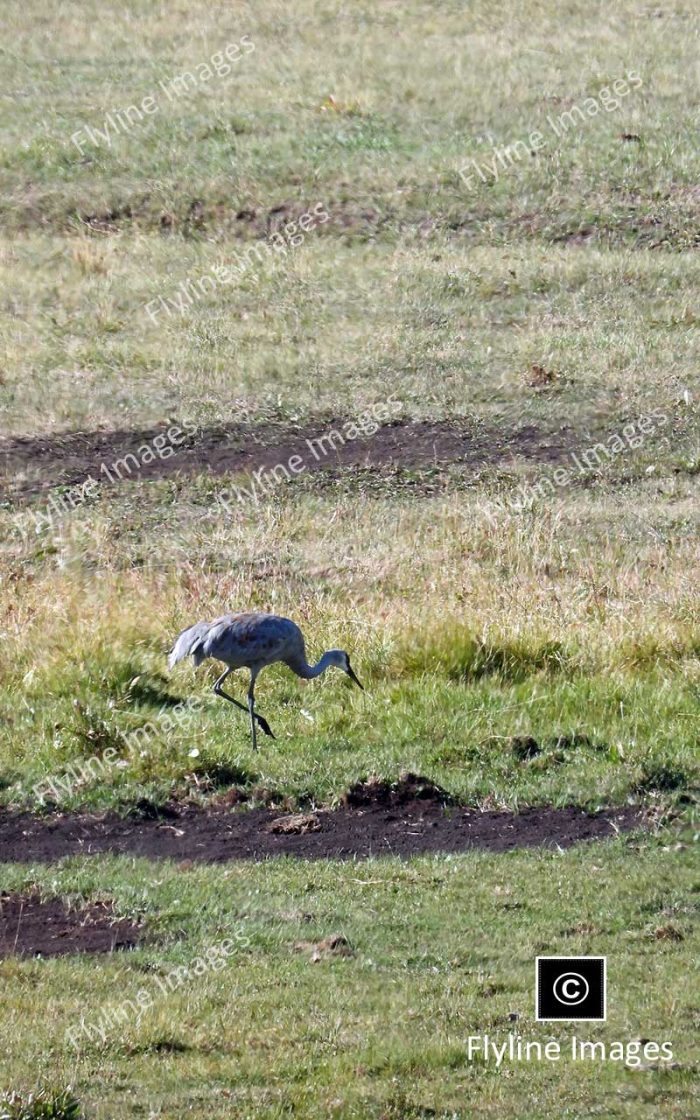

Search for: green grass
xmin=1 ymin=482 xmax=699 ymax=813
xmin=0 ymin=832 xmax=698 ymax=1118
xmin=2 ymin=237 xmax=700 ymax=437
xmin=2 ymin=0 xmax=699 ymax=243
xmin=2 ymin=0 xmax=700 ymax=1115
xmin=3 ymin=652 xmax=699 ymax=814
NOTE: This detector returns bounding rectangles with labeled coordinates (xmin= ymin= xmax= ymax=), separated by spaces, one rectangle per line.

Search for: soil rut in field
xmin=1 ymin=418 xmax=576 ymax=501
xmin=0 ymin=803 xmax=641 ymax=863
xmin=0 ymin=892 xmax=142 ymax=957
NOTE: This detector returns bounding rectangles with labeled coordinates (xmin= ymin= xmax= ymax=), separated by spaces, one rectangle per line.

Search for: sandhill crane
xmin=168 ymin=611 xmax=363 ymax=750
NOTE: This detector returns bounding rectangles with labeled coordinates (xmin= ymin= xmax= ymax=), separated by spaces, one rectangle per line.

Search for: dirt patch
xmin=1 ymin=417 xmax=576 ymax=502
xmin=294 ymin=933 xmax=354 ymax=961
xmin=0 ymin=803 xmax=642 ymax=863
xmin=79 ymin=198 xmax=384 ymax=237
xmin=652 ymin=923 xmax=684 ymax=942
xmin=526 ymin=363 xmax=560 ymax=389
xmin=0 ymin=891 xmax=142 ymax=958
xmin=5 ymin=192 xmax=698 ymax=251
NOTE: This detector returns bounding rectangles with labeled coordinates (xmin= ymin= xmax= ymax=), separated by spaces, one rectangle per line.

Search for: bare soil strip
xmin=3 ymin=195 xmax=695 ymax=249
xmin=0 ymin=803 xmax=641 ymax=863
xmin=2 ymin=418 xmax=575 ymax=501
xmin=0 ymin=892 xmax=141 ymax=957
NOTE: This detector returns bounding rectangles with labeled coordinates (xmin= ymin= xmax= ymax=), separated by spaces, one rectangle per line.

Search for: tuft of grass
xmin=60 ymin=701 xmax=127 ymax=760
xmin=393 ymin=626 xmax=570 ymax=683
xmin=0 ymin=1089 xmax=81 ymax=1120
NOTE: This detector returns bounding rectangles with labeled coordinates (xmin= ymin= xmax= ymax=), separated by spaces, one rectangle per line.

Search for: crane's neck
xmin=293 ymin=650 xmax=336 ymax=680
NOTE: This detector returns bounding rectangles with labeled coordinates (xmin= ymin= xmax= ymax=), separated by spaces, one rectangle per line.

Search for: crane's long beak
xmin=347 ymin=665 xmax=364 ymax=690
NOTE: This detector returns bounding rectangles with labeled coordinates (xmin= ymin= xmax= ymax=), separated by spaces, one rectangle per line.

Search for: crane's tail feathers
xmin=168 ymin=622 xmax=211 ymax=670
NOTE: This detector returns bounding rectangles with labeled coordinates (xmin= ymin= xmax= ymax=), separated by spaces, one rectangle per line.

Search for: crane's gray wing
xmin=168 ymin=621 xmax=212 ymax=669
xmin=203 ymin=613 xmax=302 ymax=666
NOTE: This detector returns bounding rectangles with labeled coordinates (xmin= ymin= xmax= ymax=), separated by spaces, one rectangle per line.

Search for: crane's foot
xmin=255 ymin=713 xmax=275 ymax=739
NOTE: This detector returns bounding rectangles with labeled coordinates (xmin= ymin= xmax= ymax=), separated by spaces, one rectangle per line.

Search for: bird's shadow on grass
xmin=103 ymin=666 xmax=189 ymax=710
xmin=186 ymin=758 xmax=260 ymax=789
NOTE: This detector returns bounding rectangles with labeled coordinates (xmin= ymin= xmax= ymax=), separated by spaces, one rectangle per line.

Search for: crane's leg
xmin=248 ymin=672 xmax=258 ymax=752
xmin=213 ymin=668 xmax=275 ymax=741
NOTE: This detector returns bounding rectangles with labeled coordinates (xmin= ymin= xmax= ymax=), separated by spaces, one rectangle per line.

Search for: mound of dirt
xmin=0 ymin=892 xmax=142 ymax=958
xmin=510 ymin=736 xmax=542 ymax=760
xmin=294 ymin=933 xmax=354 ymax=961
xmin=268 ymin=813 xmax=322 ymax=835
xmin=343 ymin=771 xmax=454 ymax=807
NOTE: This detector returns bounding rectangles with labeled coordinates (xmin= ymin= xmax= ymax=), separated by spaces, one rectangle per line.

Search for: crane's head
xmin=328 ymin=649 xmax=364 ymax=690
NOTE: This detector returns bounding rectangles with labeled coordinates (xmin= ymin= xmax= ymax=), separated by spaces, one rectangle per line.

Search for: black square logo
xmin=536 ymin=957 xmax=606 ymax=1021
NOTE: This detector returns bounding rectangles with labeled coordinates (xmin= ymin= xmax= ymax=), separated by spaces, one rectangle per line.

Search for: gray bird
xmin=168 ymin=611 xmax=363 ymax=750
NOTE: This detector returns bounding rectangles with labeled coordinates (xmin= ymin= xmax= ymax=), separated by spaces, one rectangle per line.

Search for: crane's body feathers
xmin=168 ymin=612 xmax=362 ymax=750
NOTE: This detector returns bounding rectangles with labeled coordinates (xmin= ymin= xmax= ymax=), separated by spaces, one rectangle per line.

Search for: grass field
xmin=0 ymin=1 xmax=699 ymax=1117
